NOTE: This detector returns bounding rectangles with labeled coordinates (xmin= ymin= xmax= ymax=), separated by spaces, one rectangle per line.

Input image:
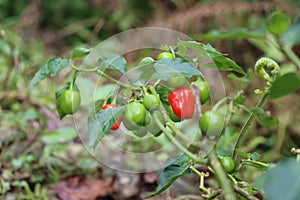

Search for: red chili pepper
xmin=168 ymin=87 xmax=195 ymax=119
xmin=102 ymin=104 xmax=123 ymax=130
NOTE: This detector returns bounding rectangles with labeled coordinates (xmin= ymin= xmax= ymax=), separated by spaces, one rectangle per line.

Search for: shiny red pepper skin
xmin=102 ymin=104 xmax=123 ymax=130
xmin=168 ymin=87 xmax=195 ymax=119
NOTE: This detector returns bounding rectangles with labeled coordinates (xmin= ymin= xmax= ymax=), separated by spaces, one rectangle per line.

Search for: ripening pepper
xmin=168 ymin=87 xmax=195 ymax=119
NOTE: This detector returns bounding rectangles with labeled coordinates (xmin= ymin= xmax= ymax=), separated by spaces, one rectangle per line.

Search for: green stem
xmin=232 ymin=93 xmax=269 ymax=158
xmin=96 ymin=69 xmax=131 ymax=89
xmin=190 ymin=165 xmax=210 ymax=194
xmin=166 ymin=120 xmax=191 ymax=144
xmin=208 ymin=149 xmax=238 ymax=200
xmin=282 ymin=44 xmax=300 ymax=69
xmin=153 ymin=112 xmax=206 ymax=164
xmin=70 ymin=63 xmax=98 ymax=72
xmin=235 ymin=104 xmax=252 ymax=114
xmin=212 ymin=96 xmax=231 ymax=111
xmin=70 ymin=63 xmax=132 ymax=88
xmin=69 ymin=71 xmax=78 ymax=91
xmin=234 ymin=185 xmax=260 ymax=200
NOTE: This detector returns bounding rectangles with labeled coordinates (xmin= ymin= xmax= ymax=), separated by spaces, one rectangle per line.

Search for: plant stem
xmin=70 ymin=63 xmax=132 ymax=88
xmin=175 ymin=195 xmax=202 ymax=200
xmin=69 ymin=71 xmax=78 ymax=91
xmin=208 ymin=149 xmax=238 ymax=200
xmin=96 ymin=69 xmax=131 ymax=89
xmin=234 ymin=185 xmax=260 ymax=200
xmin=153 ymin=112 xmax=206 ymax=164
xmin=212 ymin=96 xmax=230 ymax=111
xmin=236 ymin=104 xmax=252 ymax=114
xmin=70 ymin=63 xmax=98 ymax=72
xmin=232 ymin=93 xmax=269 ymax=158
xmin=282 ymin=44 xmax=300 ymax=69
xmin=166 ymin=120 xmax=191 ymax=143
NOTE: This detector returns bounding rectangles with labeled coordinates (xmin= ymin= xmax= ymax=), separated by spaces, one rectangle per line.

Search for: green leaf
xmin=263 ymin=158 xmax=300 ymax=200
xmin=147 ymin=154 xmax=191 ymax=198
xmin=203 ymin=44 xmax=245 ymax=75
xmin=267 ymin=11 xmax=291 ymax=36
xmin=29 ymin=58 xmax=70 ymax=88
xmin=71 ymin=47 xmax=91 ymax=60
xmin=94 ymin=84 xmax=117 ymax=100
xmin=98 ymin=54 xmax=127 ymax=74
xmin=227 ymin=69 xmax=253 ymax=83
xmin=195 ymin=28 xmax=264 ymax=40
xmin=282 ymin=18 xmax=300 ymax=47
xmin=269 ymin=72 xmax=300 ymax=99
xmin=136 ymin=57 xmax=155 ymax=69
xmin=28 ymin=63 xmax=49 ymax=88
xmin=88 ymin=106 xmax=125 ymax=150
xmin=235 ymin=149 xmax=250 ymax=159
xmin=249 ymin=152 xmax=261 ymax=161
xmin=153 ymin=58 xmax=202 ymax=81
xmin=155 ymin=84 xmax=172 ymax=105
xmin=251 ymin=108 xmax=278 ymax=127
xmin=177 ymin=41 xmax=245 ymax=74
xmin=47 ymin=58 xmax=70 ymax=76
xmin=0 ymin=40 xmax=12 ymax=56
xmin=41 ymin=127 xmax=78 ymax=144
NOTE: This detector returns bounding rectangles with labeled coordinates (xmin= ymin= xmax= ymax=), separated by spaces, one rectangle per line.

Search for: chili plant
xmin=29 ymin=38 xmax=300 ymax=199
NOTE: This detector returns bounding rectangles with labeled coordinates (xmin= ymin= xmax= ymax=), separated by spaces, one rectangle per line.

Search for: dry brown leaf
xmin=52 ymin=176 xmax=115 ymax=200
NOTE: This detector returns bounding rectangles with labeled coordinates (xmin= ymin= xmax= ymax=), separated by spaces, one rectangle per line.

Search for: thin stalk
xmin=153 ymin=112 xmax=206 ymax=164
xmin=282 ymin=44 xmax=300 ymax=69
xmin=166 ymin=120 xmax=191 ymax=144
xmin=234 ymin=185 xmax=260 ymax=200
xmin=70 ymin=63 xmax=132 ymax=89
xmin=70 ymin=63 xmax=97 ymax=72
xmin=96 ymin=69 xmax=131 ymax=89
xmin=69 ymin=70 xmax=78 ymax=91
xmin=208 ymin=149 xmax=238 ymax=200
xmin=236 ymin=104 xmax=252 ymax=114
xmin=232 ymin=93 xmax=269 ymax=158
xmin=212 ymin=96 xmax=230 ymax=111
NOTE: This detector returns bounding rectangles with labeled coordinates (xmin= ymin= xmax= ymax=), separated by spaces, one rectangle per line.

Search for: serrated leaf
xmin=153 ymin=58 xmax=202 ymax=81
xmin=269 ymin=72 xmax=300 ymax=99
xmin=263 ymin=158 xmax=300 ymax=200
xmin=251 ymin=108 xmax=278 ymax=127
xmin=97 ymin=54 xmax=127 ymax=74
xmin=282 ymin=18 xmax=300 ymax=47
xmin=227 ymin=69 xmax=254 ymax=83
xmin=29 ymin=58 xmax=70 ymax=88
xmin=195 ymin=28 xmax=264 ymax=40
xmin=267 ymin=11 xmax=291 ymax=36
xmin=146 ymin=154 xmax=191 ymax=198
xmin=88 ymin=106 xmax=125 ymax=150
xmin=177 ymin=41 xmax=245 ymax=74
xmin=71 ymin=47 xmax=91 ymax=60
